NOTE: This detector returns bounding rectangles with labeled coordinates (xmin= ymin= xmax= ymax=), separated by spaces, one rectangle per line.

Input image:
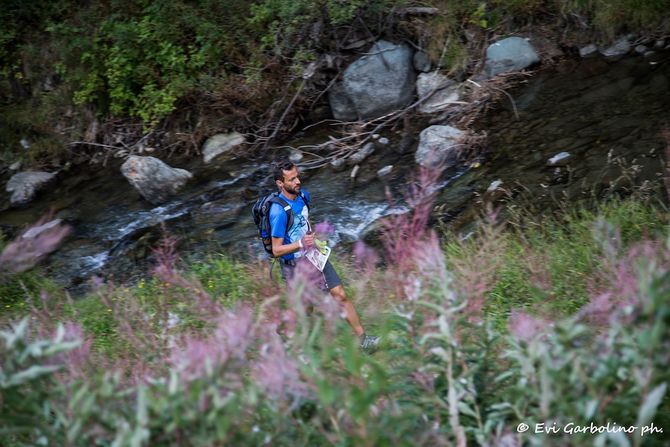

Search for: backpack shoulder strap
xmin=299 ymin=191 xmax=310 ymax=210
xmin=267 ymin=195 xmax=293 ymax=235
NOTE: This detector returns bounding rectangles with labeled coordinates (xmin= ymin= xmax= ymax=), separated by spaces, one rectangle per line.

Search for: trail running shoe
xmin=360 ymin=334 xmax=380 ymax=351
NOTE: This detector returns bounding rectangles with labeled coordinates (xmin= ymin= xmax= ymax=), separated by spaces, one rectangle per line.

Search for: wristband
xmin=298 ymin=239 xmax=304 ymax=249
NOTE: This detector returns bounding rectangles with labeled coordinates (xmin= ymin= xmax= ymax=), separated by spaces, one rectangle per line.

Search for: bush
xmin=2 ymin=196 xmax=669 ymax=446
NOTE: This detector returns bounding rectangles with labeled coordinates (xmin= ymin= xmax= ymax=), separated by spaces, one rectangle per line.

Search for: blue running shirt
xmin=269 ymin=190 xmax=310 ymax=260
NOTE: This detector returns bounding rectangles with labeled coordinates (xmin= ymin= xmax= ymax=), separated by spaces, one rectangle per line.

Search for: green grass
xmin=0 ymin=270 xmax=63 ymax=317
xmin=444 ymin=198 xmax=668 ymax=331
xmin=189 ymin=253 xmax=259 ymax=308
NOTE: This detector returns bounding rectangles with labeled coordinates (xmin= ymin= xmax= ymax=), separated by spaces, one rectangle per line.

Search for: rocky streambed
xmin=1 ymin=36 xmax=669 ymax=293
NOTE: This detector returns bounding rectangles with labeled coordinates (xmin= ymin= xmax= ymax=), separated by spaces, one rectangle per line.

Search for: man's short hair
xmin=273 ymin=160 xmax=295 ymax=182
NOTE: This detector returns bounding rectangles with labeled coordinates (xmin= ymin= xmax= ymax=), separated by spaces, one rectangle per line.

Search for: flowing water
xmin=438 ymin=52 xmax=669 ymax=229
xmin=1 ymin=51 xmax=668 ymax=291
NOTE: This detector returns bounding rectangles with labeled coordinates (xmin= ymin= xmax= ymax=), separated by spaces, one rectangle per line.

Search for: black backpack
xmin=252 ymin=191 xmax=310 ymax=257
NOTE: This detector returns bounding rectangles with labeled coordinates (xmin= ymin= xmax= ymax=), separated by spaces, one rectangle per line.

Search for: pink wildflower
xmin=170 ymin=307 xmax=254 ymax=382
xmin=0 ymin=215 xmax=70 ymax=274
xmin=508 ymin=310 xmax=546 ymax=342
xmin=253 ymin=332 xmax=307 ymax=401
xmin=353 ymin=240 xmax=379 ymax=272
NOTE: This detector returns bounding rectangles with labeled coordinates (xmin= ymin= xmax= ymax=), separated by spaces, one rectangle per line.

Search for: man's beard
xmin=284 ymin=184 xmax=300 ymax=195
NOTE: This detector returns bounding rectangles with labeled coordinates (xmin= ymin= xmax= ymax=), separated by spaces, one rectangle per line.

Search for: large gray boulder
xmin=202 ymin=132 xmax=245 ymax=164
xmin=328 ymin=83 xmax=358 ymax=121
xmin=329 ymin=40 xmax=415 ymax=120
xmin=416 ymin=72 xmax=461 ymax=114
xmin=121 ymin=156 xmax=192 ymax=204
xmin=484 ymin=37 xmax=540 ymax=77
xmin=415 ymin=125 xmax=464 ymax=168
xmin=6 ymin=171 xmax=57 ymax=206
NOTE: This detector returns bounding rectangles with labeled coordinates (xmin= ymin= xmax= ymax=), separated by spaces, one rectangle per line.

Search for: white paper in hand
xmin=305 ymin=246 xmax=331 ymax=271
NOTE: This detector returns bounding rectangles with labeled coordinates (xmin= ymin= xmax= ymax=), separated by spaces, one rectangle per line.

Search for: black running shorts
xmin=279 ymin=259 xmax=342 ymax=291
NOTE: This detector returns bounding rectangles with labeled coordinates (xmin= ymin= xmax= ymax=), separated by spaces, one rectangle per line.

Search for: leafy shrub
xmin=3 ymin=206 xmax=668 ymax=445
xmin=0 ymin=318 xmax=81 ymax=444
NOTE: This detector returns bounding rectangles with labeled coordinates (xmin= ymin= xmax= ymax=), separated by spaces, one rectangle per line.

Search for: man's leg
xmin=321 ymin=261 xmax=366 ymax=337
xmin=329 ymin=284 xmax=365 ymax=337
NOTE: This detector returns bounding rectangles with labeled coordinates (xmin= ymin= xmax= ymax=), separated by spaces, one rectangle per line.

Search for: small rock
xmin=416 ymin=72 xmax=461 ymax=114
xmin=413 ymin=50 xmax=431 ymax=72
xmin=579 ymin=44 xmax=598 ymax=58
xmin=372 ymin=134 xmax=380 ymax=140
xmin=289 ymin=151 xmax=303 ymax=163
xmin=600 ymin=37 xmax=631 ymax=57
xmin=121 ymin=156 xmax=192 ymax=204
xmin=350 ymin=165 xmax=360 ymax=179
xmin=20 ymin=138 xmax=30 ymax=150
xmin=484 ymin=37 xmax=540 ymax=77
xmin=324 ymin=54 xmax=336 ymax=69
xmin=547 ymin=151 xmax=571 ymax=166
xmin=6 ymin=171 xmax=57 ymax=205
xmin=348 ymin=142 xmax=375 ymax=165
xmin=634 ymin=44 xmax=647 ymax=54
xmin=654 ymin=39 xmax=665 ymax=49
xmin=378 ymin=137 xmax=389 ymax=145
xmin=202 ymin=132 xmax=245 ymax=164
xmin=415 ymin=125 xmax=464 ymax=168
xmin=330 ymin=158 xmax=347 ymax=172
xmin=43 ymin=75 xmax=56 ymax=92
xmin=486 ymin=179 xmax=503 ymax=194
xmin=377 ymin=165 xmax=393 ymax=178
xmin=9 ymin=161 xmax=22 ymax=171
xmin=484 ymin=179 xmax=506 ymax=201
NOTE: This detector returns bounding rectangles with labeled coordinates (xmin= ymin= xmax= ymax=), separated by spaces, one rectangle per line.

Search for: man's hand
xmin=301 ymin=232 xmax=315 ymax=249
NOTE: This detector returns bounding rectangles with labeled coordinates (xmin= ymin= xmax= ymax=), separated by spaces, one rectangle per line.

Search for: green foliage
xmin=2 ymin=0 xmax=259 ymax=130
xmin=500 ymin=260 xmax=670 ymax=444
xmin=189 ymin=254 xmax=256 ymax=308
xmin=0 ymin=271 xmax=62 ymax=317
xmin=0 ymin=98 xmax=69 ymax=164
xmin=70 ymin=296 xmax=118 ymax=356
xmin=249 ymin=0 xmax=406 ymax=55
xmin=443 ymin=199 xmax=669 ymax=331
xmin=0 ymin=0 xmax=71 ymax=68
xmin=50 ymin=1 xmax=250 ymax=126
xmin=1 ymin=187 xmax=669 ymax=446
xmin=562 ymin=0 xmax=670 ymax=38
xmin=0 ymin=318 xmax=80 ymax=443
xmin=2 ymin=0 xmax=670 ymax=166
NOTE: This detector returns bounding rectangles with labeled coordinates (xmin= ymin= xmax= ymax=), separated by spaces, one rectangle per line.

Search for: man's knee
xmin=329 ymin=285 xmax=348 ymax=303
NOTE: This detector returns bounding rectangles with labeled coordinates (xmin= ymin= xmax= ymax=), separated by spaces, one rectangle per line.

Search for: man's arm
xmin=271 ymin=234 xmax=314 ymax=258
xmin=271 ymin=237 xmax=301 ymax=258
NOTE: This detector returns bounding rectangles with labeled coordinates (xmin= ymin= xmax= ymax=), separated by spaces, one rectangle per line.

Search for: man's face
xmin=278 ymin=166 xmax=301 ymax=195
